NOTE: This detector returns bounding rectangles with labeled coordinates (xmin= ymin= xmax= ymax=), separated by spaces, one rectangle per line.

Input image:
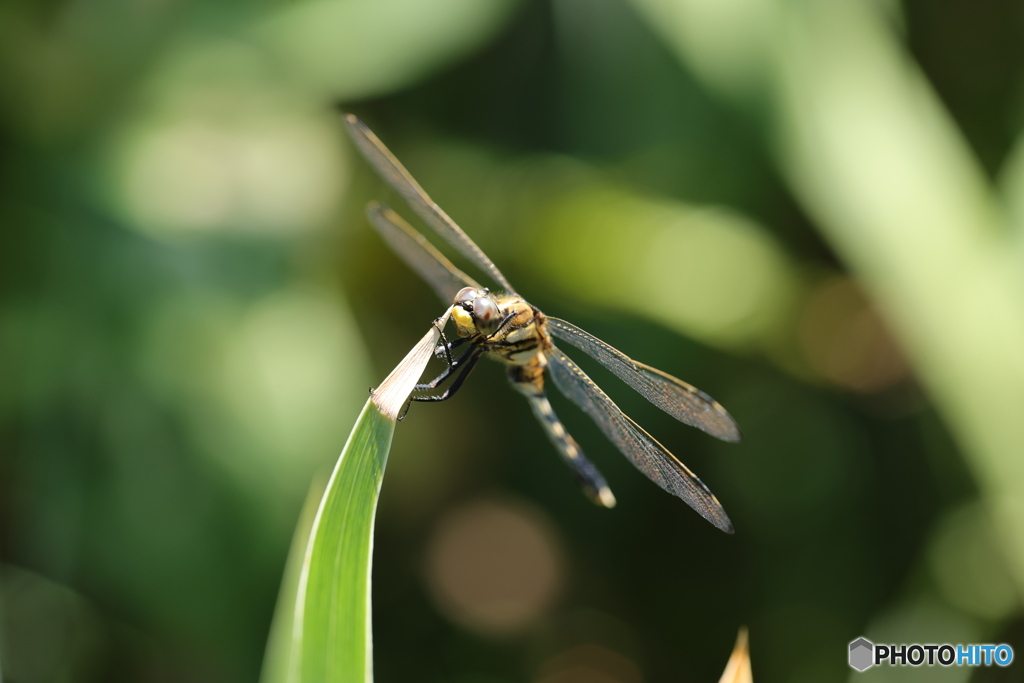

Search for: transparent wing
xmin=547 ymin=317 xmax=741 ymax=443
xmin=546 ymin=345 xmax=733 ymax=533
xmin=344 ymin=114 xmax=517 ymax=295
xmin=366 ymin=201 xmax=481 ymax=303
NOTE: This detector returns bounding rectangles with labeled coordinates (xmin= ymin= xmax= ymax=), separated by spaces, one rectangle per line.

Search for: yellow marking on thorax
xmin=505 ymin=324 xmax=536 ymax=344
xmin=495 ymin=299 xmax=535 ymax=329
xmin=473 ymin=297 xmax=548 ymax=368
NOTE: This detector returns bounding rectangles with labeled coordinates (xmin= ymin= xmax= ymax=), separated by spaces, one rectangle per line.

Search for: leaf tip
xmin=718 ymin=627 xmax=752 ymax=683
xmin=372 ymin=308 xmax=452 ymax=420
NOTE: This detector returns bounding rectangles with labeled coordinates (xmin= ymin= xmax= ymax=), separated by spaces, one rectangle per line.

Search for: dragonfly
xmin=344 ymin=114 xmax=742 ymax=533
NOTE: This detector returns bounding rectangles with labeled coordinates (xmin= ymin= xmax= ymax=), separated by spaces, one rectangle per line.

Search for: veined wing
xmin=344 ymin=114 xmax=518 ymax=295
xmin=547 ymin=345 xmax=733 ymax=533
xmin=366 ymin=201 xmax=480 ymax=303
xmin=547 ymin=317 xmax=741 ymax=443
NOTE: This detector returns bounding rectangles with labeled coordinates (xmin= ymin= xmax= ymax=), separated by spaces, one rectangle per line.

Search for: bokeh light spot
xmin=797 ymin=277 xmax=910 ymax=393
xmin=112 ymin=42 xmax=347 ymax=240
xmin=217 ymin=288 xmax=370 ymax=471
xmin=928 ymin=502 xmax=1018 ymax=621
xmin=142 ymin=286 xmax=371 ymax=498
xmin=534 ymin=644 xmax=643 ymax=683
xmin=425 ymin=498 xmax=565 ymax=635
xmin=0 ymin=565 xmax=105 ymax=683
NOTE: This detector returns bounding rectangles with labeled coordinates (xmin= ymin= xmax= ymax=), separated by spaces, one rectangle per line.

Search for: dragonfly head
xmin=452 ymin=286 xmax=502 ymax=337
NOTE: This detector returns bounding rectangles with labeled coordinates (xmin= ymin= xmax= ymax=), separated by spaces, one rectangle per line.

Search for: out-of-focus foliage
xmin=1 ymin=0 xmax=1023 ymax=681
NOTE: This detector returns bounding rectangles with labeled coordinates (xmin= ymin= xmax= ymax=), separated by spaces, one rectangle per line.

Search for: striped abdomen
xmin=524 ymin=392 xmax=616 ymax=509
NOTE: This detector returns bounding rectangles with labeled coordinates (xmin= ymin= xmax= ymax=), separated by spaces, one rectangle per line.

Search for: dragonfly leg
xmin=415 ymin=345 xmax=477 ymax=391
xmin=525 ymin=393 xmax=616 ymax=508
xmin=485 ymin=310 xmax=518 ymax=341
xmin=402 ymin=347 xmax=479 ymax=419
xmin=434 ymin=336 xmax=469 ymax=363
xmin=397 ymin=397 xmax=417 ymax=421
xmin=432 ymin=317 xmax=457 ymax=367
xmin=410 ymin=349 xmax=482 ymax=403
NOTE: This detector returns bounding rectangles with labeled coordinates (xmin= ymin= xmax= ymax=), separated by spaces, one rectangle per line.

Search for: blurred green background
xmin=3 ymin=0 xmax=1024 ymax=681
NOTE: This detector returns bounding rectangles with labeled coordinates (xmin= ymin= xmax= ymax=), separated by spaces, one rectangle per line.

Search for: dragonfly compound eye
xmin=454 ymin=287 xmax=480 ymax=306
xmin=473 ymin=297 xmax=501 ymax=335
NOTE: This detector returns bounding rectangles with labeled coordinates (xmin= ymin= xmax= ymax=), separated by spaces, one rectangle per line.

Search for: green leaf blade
xmin=263 ymin=314 xmax=449 ymax=683
xmin=261 ymin=473 xmax=326 ymax=683
xmin=295 ymin=398 xmax=394 ymax=683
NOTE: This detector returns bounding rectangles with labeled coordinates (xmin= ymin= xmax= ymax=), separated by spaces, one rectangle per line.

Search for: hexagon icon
xmin=849 ymin=637 xmax=874 ymax=671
